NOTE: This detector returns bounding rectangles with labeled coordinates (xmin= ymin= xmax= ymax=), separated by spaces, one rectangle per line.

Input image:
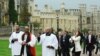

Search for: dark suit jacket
xmin=86 ymin=35 xmax=96 ymax=51
xmin=60 ymin=34 xmax=71 ymax=52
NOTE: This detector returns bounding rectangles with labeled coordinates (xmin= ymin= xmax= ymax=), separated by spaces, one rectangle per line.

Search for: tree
xmin=82 ymin=28 xmax=89 ymax=33
xmin=8 ymin=0 xmax=18 ymax=24
xmin=19 ymin=2 xmax=31 ymax=25
xmin=32 ymin=21 xmax=41 ymax=30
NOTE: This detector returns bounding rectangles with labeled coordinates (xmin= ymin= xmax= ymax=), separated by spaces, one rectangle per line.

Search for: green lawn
xmin=0 ymin=40 xmax=42 ymax=56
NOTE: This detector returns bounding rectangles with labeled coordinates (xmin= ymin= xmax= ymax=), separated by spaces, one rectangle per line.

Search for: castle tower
xmin=79 ymin=4 xmax=87 ymax=30
xmin=28 ymin=0 xmax=34 ymax=13
xmin=79 ymin=4 xmax=87 ymax=16
xmin=60 ymin=0 xmax=65 ymax=15
xmin=91 ymin=5 xmax=98 ymax=33
xmin=43 ymin=4 xmax=49 ymax=12
xmin=91 ymin=5 xmax=97 ymax=17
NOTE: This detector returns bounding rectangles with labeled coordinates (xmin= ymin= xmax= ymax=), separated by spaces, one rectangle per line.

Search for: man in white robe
xmin=19 ymin=26 xmax=37 ymax=56
xmin=39 ymin=27 xmax=58 ymax=56
xmin=9 ymin=25 xmax=24 ymax=56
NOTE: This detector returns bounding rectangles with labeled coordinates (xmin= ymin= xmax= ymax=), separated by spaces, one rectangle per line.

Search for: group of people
xmin=9 ymin=25 xmax=37 ymax=56
xmin=9 ymin=25 xmax=100 ymax=56
xmin=56 ymin=30 xmax=99 ymax=56
xmin=9 ymin=25 xmax=58 ymax=56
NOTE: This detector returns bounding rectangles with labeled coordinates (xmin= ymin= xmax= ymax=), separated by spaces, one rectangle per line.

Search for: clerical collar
xmin=16 ymin=31 xmax=20 ymax=33
xmin=25 ymin=32 xmax=30 ymax=35
xmin=46 ymin=33 xmax=51 ymax=36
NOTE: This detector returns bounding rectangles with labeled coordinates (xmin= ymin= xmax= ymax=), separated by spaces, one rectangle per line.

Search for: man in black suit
xmin=95 ymin=33 xmax=100 ymax=54
xmin=60 ymin=31 xmax=71 ymax=56
xmin=86 ymin=31 xmax=96 ymax=56
xmin=83 ymin=33 xmax=88 ymax=54
xmin=56 ymin=31 xmax=63 ymax=56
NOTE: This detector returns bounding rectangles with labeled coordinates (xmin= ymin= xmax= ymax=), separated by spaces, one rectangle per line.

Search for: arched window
xmin=87 ymin=17 xmax=91 ymax=24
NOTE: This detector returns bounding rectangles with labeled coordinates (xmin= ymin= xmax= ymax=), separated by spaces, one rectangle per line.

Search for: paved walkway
xmin=81 ymin=53 xmax=100 ymax=56
xmin=73 ymin=50 xmax=100 ymax=56
xmin=57 ymin=49 xmax=100 ymax=56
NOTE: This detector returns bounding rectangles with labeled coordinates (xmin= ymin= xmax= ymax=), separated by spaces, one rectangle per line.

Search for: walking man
xmin=19 ymin=26 xmax=37 ymax=56
xmin=39 ymin=27 xmax=58 ymax=56
xmin=9 ymin=25 xmax=24 ymax=56
xmin=86 ymin=31 xmax=96 ymax=56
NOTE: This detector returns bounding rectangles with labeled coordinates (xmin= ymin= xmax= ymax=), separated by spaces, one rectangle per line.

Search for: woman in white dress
xmin=69 ymin=31 xmax=82 ymax=56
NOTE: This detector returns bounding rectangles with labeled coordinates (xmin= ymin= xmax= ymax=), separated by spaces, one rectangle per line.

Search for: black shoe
xmin=95 ymin=52 xmax=97 ymax=55
xmin=83 ymin=52 xmax=85 ymax=54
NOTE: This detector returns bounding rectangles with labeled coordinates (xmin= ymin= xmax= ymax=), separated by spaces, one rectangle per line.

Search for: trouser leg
xmin=75 ymin=51 xmax=81 ymax=56
xmin=95 ymin=47 xmax=98 ymax=54
xmin=89 ymin=50 xmax=92 ymax=56
xmin=58 ymin=49 xmax=61 ymax=56
xmin=66 ymin=52 xmax=70 ymax=56
xmin=62 ymin=51 xmax=67 ymax=56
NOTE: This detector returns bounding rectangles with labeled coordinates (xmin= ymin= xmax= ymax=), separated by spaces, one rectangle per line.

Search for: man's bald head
xmin=25 ymin=26 xmax=30 ymax=33
xmin=45 ymin=27 xmax=52 ymax=33
xmin=88 ymin=31 xmax=92 ymax=35
xmin=14 ymin=25 xmax=20 ymax=31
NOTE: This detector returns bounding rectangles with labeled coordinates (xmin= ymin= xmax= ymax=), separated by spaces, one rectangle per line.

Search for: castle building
xmin=2 ymin=0 xmax=100 ymax=33
xmin=31 ymin=2 xmax=80 ymax=32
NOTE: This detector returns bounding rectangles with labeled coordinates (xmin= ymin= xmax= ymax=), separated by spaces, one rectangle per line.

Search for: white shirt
xmin=88 ymin=35 xmax=91 ymax=43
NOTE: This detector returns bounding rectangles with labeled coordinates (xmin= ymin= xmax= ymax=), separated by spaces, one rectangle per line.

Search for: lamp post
xmin=80 ymin=10 xmax=82 ymax=32
xmin=56 ymin=14 xmax=59 ymax=33
xmin=69 ymin=20 xmax=71 ymax=32
xmin=28 ymin=15 xmax=31 ymax=32
xmin=91 ymin=13 xmax=94 ymax=32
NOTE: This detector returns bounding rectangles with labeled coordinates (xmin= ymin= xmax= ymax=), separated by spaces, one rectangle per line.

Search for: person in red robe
xmin=19 ymin=26 xmax=37 ymax=56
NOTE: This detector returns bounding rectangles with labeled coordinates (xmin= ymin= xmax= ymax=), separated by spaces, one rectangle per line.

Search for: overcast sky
xmin=34 ymin=0 xmax=100 ymax=10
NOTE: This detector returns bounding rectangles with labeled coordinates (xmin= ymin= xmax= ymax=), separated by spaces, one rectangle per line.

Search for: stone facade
xmin=0 ymin=0 xmax=9 ymax=26
xmin=80 ymin=4 xmax=100 ymax=33
xmin=31 ymin=2 xmax=80 ymax=32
